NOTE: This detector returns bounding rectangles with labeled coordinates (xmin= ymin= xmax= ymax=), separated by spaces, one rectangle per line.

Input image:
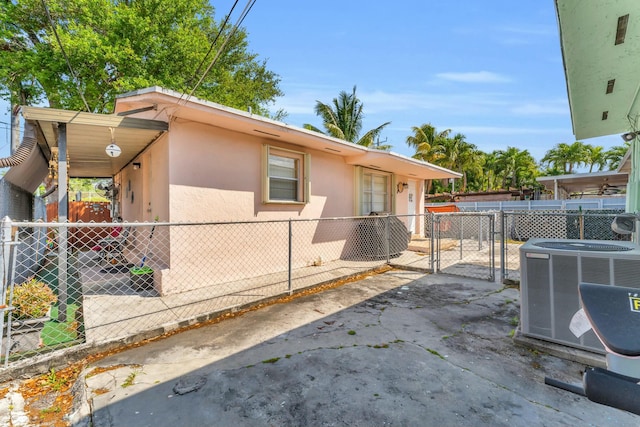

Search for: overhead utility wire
xmin=182 ymin=0 xmax=257 ymax=105
xmin=41 ymin=0 xmax=91 ymax=112
xmin=172 ymin=0 xmax=239 ymax=108
xmin=187 ymin=0 xmax=240 ymax=90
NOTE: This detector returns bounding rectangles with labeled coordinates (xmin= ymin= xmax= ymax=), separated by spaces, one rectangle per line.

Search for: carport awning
xmin=21 ymin=106 xmax=168 ymax=178
xmin=537 ymin=170 xmax=629 ymax=195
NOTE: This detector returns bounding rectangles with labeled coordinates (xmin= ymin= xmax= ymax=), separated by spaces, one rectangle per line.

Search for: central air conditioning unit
xmin=519 ymin=238 xmax=640 ymax=353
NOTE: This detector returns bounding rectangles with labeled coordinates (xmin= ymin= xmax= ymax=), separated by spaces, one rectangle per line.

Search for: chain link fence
xmin=500 ymin=210 xmax=628 ymax=282
xmin=1 ymin=214 xmax=437 ymax=368
xmin=429 ymin=212 xmax=496 ymax=281
xmin=0 ymin=209 xmax=631 ymax=369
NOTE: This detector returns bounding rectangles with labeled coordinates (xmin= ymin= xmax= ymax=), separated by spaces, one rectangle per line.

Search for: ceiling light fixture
xmin=106 ymin=127 xmax=122 ymax=157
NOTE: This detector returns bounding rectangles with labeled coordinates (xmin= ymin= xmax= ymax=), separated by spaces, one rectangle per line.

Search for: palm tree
xmin=584 ymin=144 xmax=607 ymax=172
xmin=304 ymin=86 xmax=391 ymax=148
xmin=495 ymin=147 xmax=538 ymax=189
xmin=540 ymin=141 xmax=587 ymax=174
xmin=435 ymin=133 xmax=483 ymax=192
xmin=481 ymin=152 xmax=499 ymax=191
xmin=605 ymin=142 xmax=631 ymax=170
xmin=406 ymin=123 xmax=451 ymax=163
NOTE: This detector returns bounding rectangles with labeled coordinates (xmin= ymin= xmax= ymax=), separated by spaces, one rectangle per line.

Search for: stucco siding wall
xmin=154 ymin=121 xmax=359 ymax=294
xmin=166 ymin=121 xmax=355 ymax=222
xmin=116 ymin=134 xmax=171 ymax=270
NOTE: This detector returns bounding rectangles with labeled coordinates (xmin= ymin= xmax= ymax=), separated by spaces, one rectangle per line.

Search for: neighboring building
xmin=537 ymin=170 xmax=628 ymax=199
xmin=555 ymin=0 xmax=639 ymax=210
xmin=13 ymin=87 xmax=460 ymax=294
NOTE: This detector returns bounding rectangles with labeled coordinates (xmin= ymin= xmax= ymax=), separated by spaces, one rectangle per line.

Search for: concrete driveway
xmin=71 ymin=270 xmax=637 ymax=426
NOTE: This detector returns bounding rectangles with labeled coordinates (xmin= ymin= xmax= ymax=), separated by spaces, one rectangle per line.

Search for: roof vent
xmin=615 ymin=14 xmax=629 ymax=45
xmin=606 ymin=79 xmax=615 ymax=94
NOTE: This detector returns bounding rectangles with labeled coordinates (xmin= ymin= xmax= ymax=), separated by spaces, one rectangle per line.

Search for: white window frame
xmin=262 ymin=144 xmax=310 ymax=204
xmin=356 ymin=167 xmax=392 ymax=215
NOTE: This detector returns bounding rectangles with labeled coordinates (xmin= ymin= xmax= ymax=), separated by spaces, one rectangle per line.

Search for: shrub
xmin=8 ymin=278 xmax=57 ymax=319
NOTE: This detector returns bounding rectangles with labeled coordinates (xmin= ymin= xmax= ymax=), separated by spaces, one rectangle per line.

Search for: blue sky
xmin=0 ymin=0 xmax=623 ymax=167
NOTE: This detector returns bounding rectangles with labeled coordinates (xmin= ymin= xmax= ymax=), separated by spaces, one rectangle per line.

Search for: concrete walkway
xmin=68 ymin=270 xmax=636 ymax=427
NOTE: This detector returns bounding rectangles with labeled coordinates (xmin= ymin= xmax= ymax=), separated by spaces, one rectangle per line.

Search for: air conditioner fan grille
xmin=532 ymin=241 xmax=632 ymax=252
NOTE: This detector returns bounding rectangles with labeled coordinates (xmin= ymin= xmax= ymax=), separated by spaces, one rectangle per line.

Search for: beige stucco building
xmin=108 ymin=87 xmax=461 ymax=293
xmin=112 ymin=87 xmax=459 ymax=224
xmin=13 ymin=87 xmax=460 ymax=294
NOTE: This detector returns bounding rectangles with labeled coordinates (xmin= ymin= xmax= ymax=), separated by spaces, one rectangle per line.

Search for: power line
xmin=41 ymin=0 xmax=91 ymax=112
xmin=182 ymin=0 xmax=258 ymax=105
xmin=187 ymin=0 xmax=240 ymax=90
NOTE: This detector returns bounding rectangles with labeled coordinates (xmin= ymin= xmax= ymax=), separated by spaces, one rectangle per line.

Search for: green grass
xmin=41 ymin=304 xmax=81 ymax=346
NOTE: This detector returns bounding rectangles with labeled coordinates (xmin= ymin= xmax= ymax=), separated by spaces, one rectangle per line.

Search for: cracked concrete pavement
xmin=68 ymin=270 xmax=637 ymax=426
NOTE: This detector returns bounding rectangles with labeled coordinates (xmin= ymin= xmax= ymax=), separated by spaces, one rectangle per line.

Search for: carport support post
xmin=57 ymin=123 xmax=68 ymax=323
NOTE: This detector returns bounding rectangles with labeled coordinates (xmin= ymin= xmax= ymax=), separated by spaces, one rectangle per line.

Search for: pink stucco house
xmin=12 ymin=87 xmax=460 ymax=295
xmin=105 ymin=87 xmax=460 ymax=294
xmin=113 ymin=87 xmax=459 ymax=224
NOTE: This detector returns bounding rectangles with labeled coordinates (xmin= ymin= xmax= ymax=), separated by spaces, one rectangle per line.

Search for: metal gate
xmin=430 ymin=212 xmax=496 ymax=281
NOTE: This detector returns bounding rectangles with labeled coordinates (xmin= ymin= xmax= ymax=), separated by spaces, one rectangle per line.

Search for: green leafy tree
xmin=449 ymin=134 xmax=483 ymax=192
xmin=406 ymin=123 xmax=451 ymax=163
xmin=432 ymin=133 xmax=483 ymax=192
xmin=538 ymin=163 xmax=566 ymax=176
xmin=304 ymin=86 xmax=391 ymax=148
xmin=495 ymin=147 xmax=538 ymax=189
xmin=0 ymin=0 xmax=282 ymax=114
xmin=583 ymin=144 xmax=607 ymax=172
xmin=540 ymin=141 xmax=587 ymax=174
xmin=481 ymin=152 xmax=499 ymax=191
xmin=605 ymin=142 xmax=631 ymax=170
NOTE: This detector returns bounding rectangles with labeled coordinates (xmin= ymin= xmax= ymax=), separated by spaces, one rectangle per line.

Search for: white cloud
xmin=451 ymin=125 xmax=568 ymax=135
xmin=498 ymin=25 xmax=555 ymax=37
xmin=436 ymin=71 xmax=512 ymax=83
xmin=511 ymin=101 xmax=568 ymax=116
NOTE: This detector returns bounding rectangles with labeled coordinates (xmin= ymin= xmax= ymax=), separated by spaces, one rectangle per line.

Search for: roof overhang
xmin=537 ymin=170 xmax=628 ymax=195
xmin=21 ymin=106 xmax=168 ymax=178
xmin=555 ymin=0 xmax=640 ymax=139
xmin=344 ymin=150 xmax=462 ymax=180
xmin=115 ymin=87 xmax=461 ymax=181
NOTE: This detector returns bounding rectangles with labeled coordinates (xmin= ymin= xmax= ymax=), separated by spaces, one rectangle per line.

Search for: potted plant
xmin=4 ymin=277 xmax=58 ymax=336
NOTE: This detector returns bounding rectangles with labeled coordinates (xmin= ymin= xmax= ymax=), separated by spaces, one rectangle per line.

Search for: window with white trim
xmin=263 ymin=145 xmax=309 ymax=203
xmin=359 ymin=168 xmax=391 ymax=214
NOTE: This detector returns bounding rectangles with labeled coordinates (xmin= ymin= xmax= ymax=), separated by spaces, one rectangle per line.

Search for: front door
xmin=407 ymin=180 xmax=416 ymax=234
